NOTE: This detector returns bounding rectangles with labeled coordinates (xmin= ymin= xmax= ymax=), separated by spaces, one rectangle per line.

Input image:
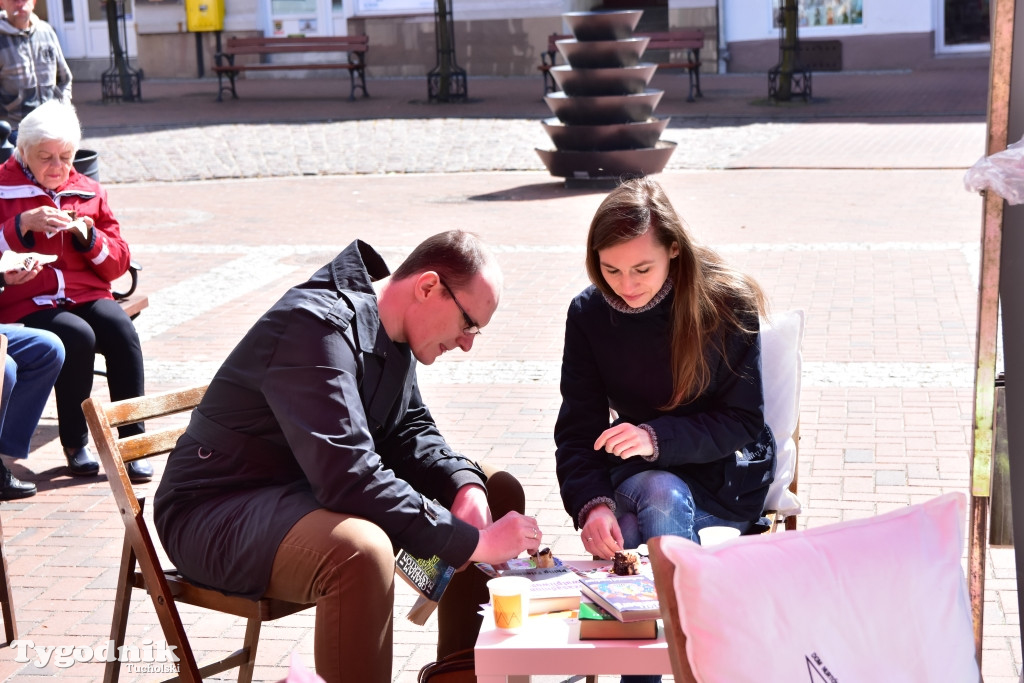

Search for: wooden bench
xmin=213 ymin=35 xmax=370 ymax=102
xmin=796 ymin=39 xmax=842 ymax=71
xmin=767 ymin=39 xmax=842 ymax=101
xmin=113 ymin=260 xmax=148 ymax=321
xmin=540 ymin=29 xmax=704 ymax=101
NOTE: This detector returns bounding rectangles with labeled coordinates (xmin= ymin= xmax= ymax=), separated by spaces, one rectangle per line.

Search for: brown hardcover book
xmin=578 ymin=600 xmax=658 ymax=640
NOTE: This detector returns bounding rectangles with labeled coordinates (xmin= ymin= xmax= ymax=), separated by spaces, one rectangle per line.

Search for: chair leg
xmin=237 ymin=617 xmax=263 ymax=683
xmin=0 ymin=511 xmax=17 ymax=644
xmin=104 ymin=534 xmax=138 ymax=683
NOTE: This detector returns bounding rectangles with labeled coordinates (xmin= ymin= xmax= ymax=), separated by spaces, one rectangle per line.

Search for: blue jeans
xmin=0 ymin=325 xmax=64 ymax=459
xmin=614 ymin=470 xmax=752 ymax=683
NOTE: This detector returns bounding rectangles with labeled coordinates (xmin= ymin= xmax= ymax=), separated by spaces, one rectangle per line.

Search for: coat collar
xmin=328 ymin=240 xmax=393 ymax=356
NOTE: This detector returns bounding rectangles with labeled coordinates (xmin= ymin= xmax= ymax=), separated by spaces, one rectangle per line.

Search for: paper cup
xmin=697 ymin=526 xmax=741 ymax=547
xmin=486 ymin=576 xmax=531 ymax=632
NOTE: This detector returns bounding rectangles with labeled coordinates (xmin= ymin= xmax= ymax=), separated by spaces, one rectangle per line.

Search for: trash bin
xmin=73 ymin=149 xmax=100 ymax=181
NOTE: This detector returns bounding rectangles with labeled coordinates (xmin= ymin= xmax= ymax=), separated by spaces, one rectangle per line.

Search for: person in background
xmin=554 ymin=177 xmax=776 ymax=683
xmin=0 ymin=313 xmax=63 ymax=499
xmin=155 ymin=231 xmax=542 ymax=683
xmin=0 ymin=0 xmax=72 ymax=140
xmin=0 ymin=100 xmax=150 ymax=482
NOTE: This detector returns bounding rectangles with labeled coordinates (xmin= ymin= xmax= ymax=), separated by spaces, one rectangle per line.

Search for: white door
xmin=46 ymin=0 xmax=137 ymax=60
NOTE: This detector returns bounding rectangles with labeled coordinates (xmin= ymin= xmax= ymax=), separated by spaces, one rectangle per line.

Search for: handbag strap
xmin=417 ymin=647 xmax=474 ymax=682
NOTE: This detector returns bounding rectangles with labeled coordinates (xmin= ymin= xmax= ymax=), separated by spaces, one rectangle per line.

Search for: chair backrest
xmin=82 ymin=384 xmax=208 ymax=678
xmin=649 ymin=492 xmax=979 ymax=682
xmin=648 ymin=535 xmax=697 ymax=683
xmin=759 ymin=310 xmax=804 ymax=522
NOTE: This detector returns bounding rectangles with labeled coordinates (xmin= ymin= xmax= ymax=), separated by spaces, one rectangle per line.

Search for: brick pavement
xmin=2 ymin=61 xmax=1020 ymax=682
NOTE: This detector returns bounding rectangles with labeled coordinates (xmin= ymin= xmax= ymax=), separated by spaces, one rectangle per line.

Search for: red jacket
xmin=0 ymin=157 xmax=132 ymax=323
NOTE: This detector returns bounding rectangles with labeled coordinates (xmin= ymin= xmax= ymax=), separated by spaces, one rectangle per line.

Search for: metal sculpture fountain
xmin=536 ymin=10 xmax=676 ymax=186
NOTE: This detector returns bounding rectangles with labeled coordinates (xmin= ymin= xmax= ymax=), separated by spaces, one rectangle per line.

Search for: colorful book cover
xmin=578 ymin=600 xmax=658 ymax=640
xmin=578 ymin=574 xmax=660 ymax=622
xmin=396 ymin=549 xmax=456 ymax=602
xmin=395 ymin=550 xmax=456 ymax=624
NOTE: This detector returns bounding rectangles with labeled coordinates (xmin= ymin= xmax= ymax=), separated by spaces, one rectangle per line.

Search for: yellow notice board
xmin=186 ymin=0 xmax=224 ymax=32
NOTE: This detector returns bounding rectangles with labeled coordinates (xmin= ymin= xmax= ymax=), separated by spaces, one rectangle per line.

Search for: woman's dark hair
xmin=391 ymin=229 xmax=490 ymax=290
xmin=585 ymin=177 xmax=767 ymax=409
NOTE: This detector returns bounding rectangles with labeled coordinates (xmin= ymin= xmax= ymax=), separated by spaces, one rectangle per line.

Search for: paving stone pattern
xmin=1 ymin=65 xmax=1019 ymax=682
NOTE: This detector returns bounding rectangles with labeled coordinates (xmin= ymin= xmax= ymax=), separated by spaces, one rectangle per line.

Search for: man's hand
xmin=450 ymin=483 xmax=491 ymax=530
xmin=469 ymin=511 xmax=542 ymax=565
xmin=580 ymin=503 xmax=624 ymax=560
xmin=594 ymin=422 xmax=653 ymax=459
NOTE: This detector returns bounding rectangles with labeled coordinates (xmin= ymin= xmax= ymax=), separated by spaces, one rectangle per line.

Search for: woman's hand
xmin=594 ymin=422 xmax=653 ymax=459
xmin=17 ymin=206 xmax=71 ymax=234
xmin=469 ymin=511 xmax=542 ymax=565
xmin=69 ymin=215 xmax=94 ymax=245
xmin=2 ymin=259 xmax=43 ymax=286
xmin=581 ymin=504 xmax=623 ymax=560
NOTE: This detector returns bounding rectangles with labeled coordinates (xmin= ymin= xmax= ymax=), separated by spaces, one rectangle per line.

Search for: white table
xmin=474 ymin=561 xmax=671 ymax=682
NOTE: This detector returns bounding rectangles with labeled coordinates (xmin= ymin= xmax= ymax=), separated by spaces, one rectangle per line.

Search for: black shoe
xmin=0 ymin=466 xmax=36 ymax=500
xmin=64 ymin=446 xmax=100 ymax=477
xmin=126 ymin=459 xmax=153 ymax=483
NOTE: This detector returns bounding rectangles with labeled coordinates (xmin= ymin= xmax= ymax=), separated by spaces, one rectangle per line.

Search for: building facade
xmin=50 ymin=0 xmax=991 ymax=81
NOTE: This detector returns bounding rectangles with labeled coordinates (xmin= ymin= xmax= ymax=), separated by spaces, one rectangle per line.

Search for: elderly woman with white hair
xmin=0 ymin=100 xmax=150 ymax=482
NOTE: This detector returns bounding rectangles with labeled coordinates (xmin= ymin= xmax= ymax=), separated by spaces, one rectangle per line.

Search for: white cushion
xmin=659 ymin=492 xmax=979 ymax=682
xmin=760 ymin=310 xmax=804 ymax=515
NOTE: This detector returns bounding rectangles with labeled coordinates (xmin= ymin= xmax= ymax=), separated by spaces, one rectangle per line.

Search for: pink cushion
xmin=659 ymin=492 xmax=978 ymax=682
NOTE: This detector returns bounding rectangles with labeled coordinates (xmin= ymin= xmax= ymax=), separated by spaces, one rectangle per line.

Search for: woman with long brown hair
xmin=555 ymin=178 xmax=776 ymax=672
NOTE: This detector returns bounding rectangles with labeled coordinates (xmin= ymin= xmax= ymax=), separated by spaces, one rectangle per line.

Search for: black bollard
xmin=0 ymin=121 xmax=13 ymax=164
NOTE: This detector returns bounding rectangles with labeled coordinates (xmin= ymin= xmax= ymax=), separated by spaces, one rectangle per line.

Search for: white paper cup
xmin=486 ymin=576 xmax=531 ymax=632
xmin=697 ymin=526 xmax=741 ymax=547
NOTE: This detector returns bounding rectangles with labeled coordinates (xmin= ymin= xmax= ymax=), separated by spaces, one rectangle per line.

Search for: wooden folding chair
xmin=0 ymin=333 xmax=18 ymax=645
xmin=83 ymin=385 xmax=313 ymax=683
xmin=648 ymin=536 xmax=696 ymax=683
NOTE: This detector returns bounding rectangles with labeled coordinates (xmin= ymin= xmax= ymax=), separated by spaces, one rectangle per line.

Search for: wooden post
xmin=968 ymin=0 xmax=1015 ymax=668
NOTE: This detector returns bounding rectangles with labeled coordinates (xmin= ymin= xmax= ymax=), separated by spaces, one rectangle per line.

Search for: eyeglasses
xmin=438 ymin=277 xmax=482 ymax=336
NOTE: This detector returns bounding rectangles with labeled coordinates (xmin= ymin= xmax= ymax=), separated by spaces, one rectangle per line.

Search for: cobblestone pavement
xmin=70 ymin=66 xmax=989 ymax=183
xmin=1 ymin=65 xmax=1020 ymax=683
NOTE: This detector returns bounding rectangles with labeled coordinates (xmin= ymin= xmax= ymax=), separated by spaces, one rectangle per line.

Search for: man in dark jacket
xmin=0 ymin=0 xmax=71 ymax=134
xmin=154 ymin=231 xmax=542 ymax=683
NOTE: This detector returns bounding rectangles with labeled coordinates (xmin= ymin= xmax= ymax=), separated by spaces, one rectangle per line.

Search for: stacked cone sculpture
xmin=537 ymin=10 xmax=677 ymax=183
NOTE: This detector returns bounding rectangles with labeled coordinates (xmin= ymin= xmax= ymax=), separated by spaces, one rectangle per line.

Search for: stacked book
xmin=577 ymin=574 xmax=660 ymax=640
xmin=476 ymin=558 xmax=583 ymax=614
xmin=408 ymin=551 xmax=663 ymax=640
